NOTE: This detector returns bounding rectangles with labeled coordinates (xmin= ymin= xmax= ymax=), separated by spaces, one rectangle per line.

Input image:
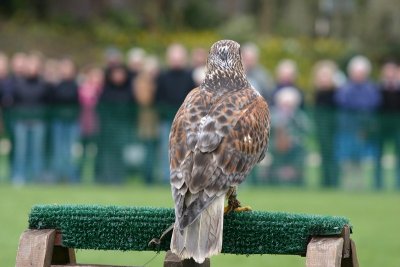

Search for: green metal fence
xmin=0 ymin=104 xmax=399 ymax=190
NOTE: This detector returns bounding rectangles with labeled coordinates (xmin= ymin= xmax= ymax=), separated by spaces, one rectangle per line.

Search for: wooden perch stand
xmin=17 ymin=205 xmax=359 ymax=266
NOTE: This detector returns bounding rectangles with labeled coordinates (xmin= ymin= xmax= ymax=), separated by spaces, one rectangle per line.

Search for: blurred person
xmin=95 ymin=106 xmax=134 ymax=184
xmin=0 ymin=52 xmax=10 ymax=136
xmin=273 ymin=59 xmax=304 ymax=107
xmin=10 ymin=52 xmax=27 ymax=78
xmin=43 ymin=58 xmax=60 ymax=91
xmin=50 ymin=58 xmax=78 ymax=104
xmin=126 ymin=48 xmax=145 ymax=104
xmin=100 ymin=64 xmax=134 ymax=103
xmin=376 ymin=61 xmax=400 ymax=189
xmin=133 ymin=56 xmax=159 ymax=107
xmin=132 ymin=56 xmax=160 ymax=184
xmin=126 ymin=47 xmax=146 ymax=79
xmin=155 ymin=43 xmax=195 ymax=109
xmin=313 ymin=60 xmax=338 ymax=107
xmin=0 ymin=52 xmax=11 ymax=103
xmin=78 ymin=66 xmax=104 ymax=112
xmin=155 ymin=43 xmax=196 ymax=183
xmin=241 ymin=42 xmax=274 ymax=102
xmin=48 ymin=58 xmax=80 ymax=183
xmin=266 ymin=87 xmax=311 ymax=185
xmin=103 ymin=46 xmax=124 ymax=96
xmin=78 ymin=66 xmax=104 ymax=135
xmin=191 ymin=47 xmax=207 ymax=69
xmin=335 ymin=55 xmax=381 ymax=111
xmin=96 ymin=63 xmax=134 ymax=184
xmin=104 ymin=47 xmax=123 ymax=68
xmin=1 ymin=52 xmax=28 ymax=108
xmin=78 ymin=66 xmax=104 ymax=183
xmin=78 ymin=66 xmax=104 ymax=138
xmin=335 ymin=55 xmax=382 ymax=189
xmin=1 ymin=53 xmax=26 ymax=163
xmin=312 ymin=60 xmax=339 ymax=187
xmin=0 ymin=52 xmax=10 ymax=92
xmin=379 ymin=61 xmax=400 ymax=111
xmin=11 ymin=51 xmax=49 ymax=184
xmin=190 ymin=47 xmax=207 ymax=86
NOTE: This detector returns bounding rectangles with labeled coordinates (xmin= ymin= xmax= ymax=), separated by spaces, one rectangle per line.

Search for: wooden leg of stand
xmin=51 ymin=246 xmax=76 ymax=264
xmin=306 ymin=237 xmax=344 ymax=267
xmin=16 ymin=229 xmax=56 ymax=267
xmin=341 ymin=239 xmax=359 ymax=267
xmin=52 ymin=231 xmax=76 ymax=264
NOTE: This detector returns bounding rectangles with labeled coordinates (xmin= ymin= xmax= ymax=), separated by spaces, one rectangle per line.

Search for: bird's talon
xmin=234 ymin=206 xmax=252 ymax=212
xmin=148 ymin=223 xmax=174 ymax=247
xmin=148 ymin=238 xmax=161 ymax=247
xmin=224 ymin=205 xmax=233 ymax=214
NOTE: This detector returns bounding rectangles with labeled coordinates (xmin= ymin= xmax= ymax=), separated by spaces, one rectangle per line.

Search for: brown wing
xmin=170 ymin=87 xmax=270 ymax=229
xmin=169 ymin=87 xmax=213 ymax=227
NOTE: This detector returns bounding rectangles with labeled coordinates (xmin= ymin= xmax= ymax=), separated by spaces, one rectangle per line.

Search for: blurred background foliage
xmin=1 ymin=0 xmax=400 ymax=85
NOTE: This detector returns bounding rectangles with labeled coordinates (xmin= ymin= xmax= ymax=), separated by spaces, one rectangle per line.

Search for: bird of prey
xmin=169 ymin=40 xmax=270 ymax=263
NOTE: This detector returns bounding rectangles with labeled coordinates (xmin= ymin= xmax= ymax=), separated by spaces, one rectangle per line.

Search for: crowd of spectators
xmin=0 ymin=43 xmax=399 ymax=189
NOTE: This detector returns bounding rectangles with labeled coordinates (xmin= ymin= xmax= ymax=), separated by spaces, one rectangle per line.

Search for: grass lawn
xmin=1 ymin=184 xmax=399 ymax=267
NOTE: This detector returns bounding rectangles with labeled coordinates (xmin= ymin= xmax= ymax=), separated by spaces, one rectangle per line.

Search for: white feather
xmin=170 ymin=194 xmax=225 ymax=263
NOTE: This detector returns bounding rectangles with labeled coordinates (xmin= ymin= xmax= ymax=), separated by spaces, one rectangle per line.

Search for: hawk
xmin=169 ymin=40 xmax=270 ymax=263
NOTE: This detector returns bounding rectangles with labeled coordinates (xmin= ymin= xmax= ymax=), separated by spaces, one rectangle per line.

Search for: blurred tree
xmin=1 ymin=0 xmax=400 ymax=48
xmin=183 ymin=0 xmax=222 ymax=30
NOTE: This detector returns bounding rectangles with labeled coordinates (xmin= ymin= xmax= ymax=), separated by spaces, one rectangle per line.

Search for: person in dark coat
xmin=96 ymin=64 xmax=134 ymax=184
xmin=312 ymin=60 xmax=339 ymax=188
xmin=377 ymin=61 xmax=400 ymax=189
xmin=10 ymin=52 xmax=49 ymax=184
xmin=379 ymin=61 xmax=400 ymax=112
xmin=100 ymin=64 xmax=134 ymax=103
xmin=155 ymin=43 xmax=196 ymax=183
xmin=48 ymin=58 xmax=80 ymax=183
xmin=155 ymin=43 xmax=195 ymax=111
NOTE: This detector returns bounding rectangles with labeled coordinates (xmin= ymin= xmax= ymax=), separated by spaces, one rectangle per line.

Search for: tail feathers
xmin=171 ymin=195 xmax=225 ymax=263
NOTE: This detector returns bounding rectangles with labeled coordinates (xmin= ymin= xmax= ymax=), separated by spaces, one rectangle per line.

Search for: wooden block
xmin=341 ymin=239 xmax=359 ymax=267
xmin=164 ymin=251 xmax=183 ymax=267
xmin=164 ymin=251 xmax=210 ymax=267
xmin=182 ymin=258 xmax=210 ymax=267
xmin=52 ymin=246 xmax=76 ymax=264
xmin=340 ymin=225 xmax=351 ymax=258
xmin=52 ymin=231 xmax=76 ymax=264
xmin=54 ymin=231 xmax=63 ymax=246
xmin=16 ymin=229 xmax=56 ymax=267
xmin=305 ymin=237 xmax=344 ymax=267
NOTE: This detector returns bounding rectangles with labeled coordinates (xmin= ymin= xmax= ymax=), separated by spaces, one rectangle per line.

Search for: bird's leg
xmin=224 ymin=187 xmax=252 ymax=213
xmin=148 ymin=223 xmax=174 ymax=247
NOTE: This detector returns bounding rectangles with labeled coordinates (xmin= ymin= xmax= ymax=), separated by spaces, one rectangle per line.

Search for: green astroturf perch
xmin=28 ymin=204 xmax=350 ymax=256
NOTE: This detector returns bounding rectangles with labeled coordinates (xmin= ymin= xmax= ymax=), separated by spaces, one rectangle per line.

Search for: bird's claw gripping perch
xmin=234 ymin=205 xmax=252 ymax=212
xmin=224 ymin=187 xmax=252 ymax=214
xmin=148 ymin=223 xmax=174 ymax=247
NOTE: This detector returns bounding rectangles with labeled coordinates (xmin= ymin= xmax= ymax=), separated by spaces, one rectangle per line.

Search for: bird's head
xmin=202 ymin=40 xmax=249 ymax=91
xmin=207 ymin=40 xmax=242 ymax=70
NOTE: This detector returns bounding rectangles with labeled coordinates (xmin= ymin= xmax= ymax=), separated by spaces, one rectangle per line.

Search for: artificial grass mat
xmin=28 ymin=204 xmax=350 ymax=256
